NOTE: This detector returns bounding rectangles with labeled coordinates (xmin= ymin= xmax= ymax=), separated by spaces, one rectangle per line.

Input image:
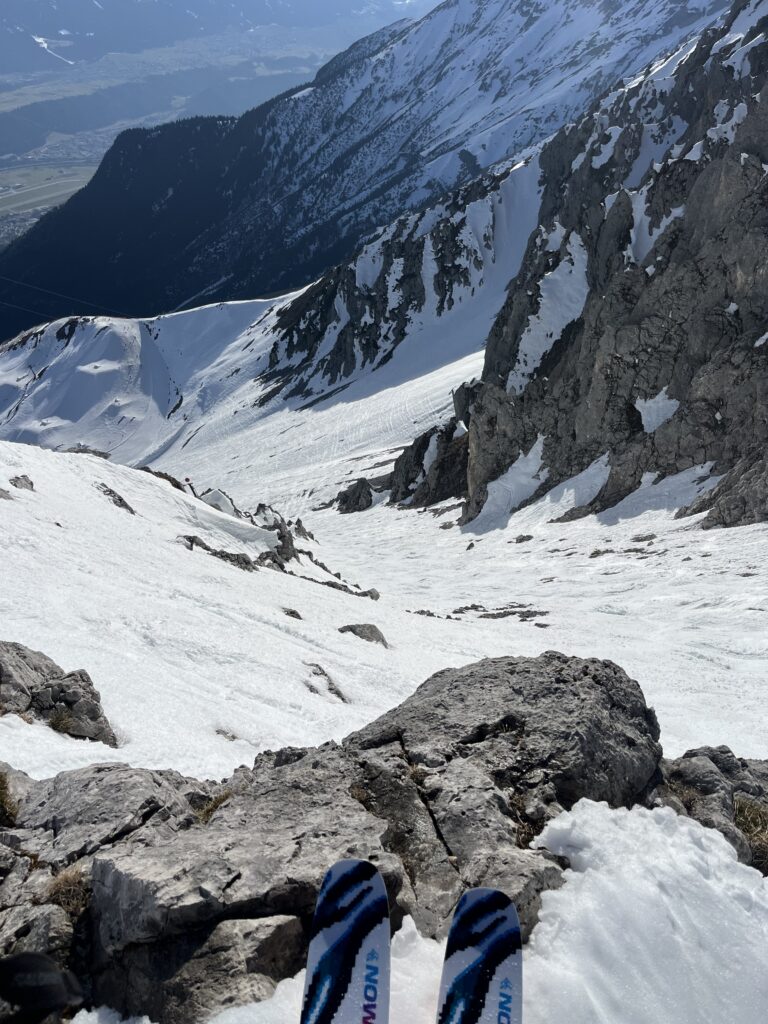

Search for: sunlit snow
xmin=507 ymin=233 xmax=589 ymax=394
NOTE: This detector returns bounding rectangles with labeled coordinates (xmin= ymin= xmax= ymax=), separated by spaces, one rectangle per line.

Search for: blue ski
xmin=436 ymin=888 xmax=522 ymax=1024
xmin=300 ymin=859 xmax=390 ymax=1024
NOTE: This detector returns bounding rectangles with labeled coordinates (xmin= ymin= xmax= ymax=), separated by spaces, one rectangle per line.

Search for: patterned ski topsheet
xmin=300 ymin=859 xmax=391 ymax=1024
xmin=436 ymin=888 xmax=522 ymax=1024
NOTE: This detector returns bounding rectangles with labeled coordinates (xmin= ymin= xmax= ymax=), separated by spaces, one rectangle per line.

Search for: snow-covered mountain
xmin=3 ymin=0 xmax=767 ymax=533
xmin=0 ymin=0 xmax=730 ymax=339
xmin=0 ymin=160 xmax=540 ymax=466
xmin=2 ymin=0 xmax=768 ymax=770
xmin=1 ymin=3 xmax=767 ymax=1021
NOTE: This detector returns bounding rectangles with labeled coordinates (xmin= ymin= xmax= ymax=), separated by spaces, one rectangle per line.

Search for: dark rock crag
xmin=677 ymin=448 xmax=768 ymax=527
xmin=657 ymin=745 xmax=768 ymax=869
xmin=397 ymin=0 xmax=768 ymax=528
xmin=336 ymin=478 xmax=374 ymax=514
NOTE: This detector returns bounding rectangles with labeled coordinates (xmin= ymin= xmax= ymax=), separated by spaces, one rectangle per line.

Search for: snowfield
xmin=2 ymin=394 xmax=766 ymax=783
xmin=71 ymin=801 xmax=768 ymax=1024
xmin=0 ymin=438 xmax=457 ymax=779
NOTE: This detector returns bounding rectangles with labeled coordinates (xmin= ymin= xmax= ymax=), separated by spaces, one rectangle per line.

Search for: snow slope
xmin=0 ymin=437 xmax=490 ymax=779
xmin=2 ymin=405 xmax=766 ymax=787
xmin=3 ymin=3 xmax=768 ymax=770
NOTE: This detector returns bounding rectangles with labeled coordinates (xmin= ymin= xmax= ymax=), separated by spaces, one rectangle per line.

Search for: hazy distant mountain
xmin=0 ymin=1 xmax=436 ymax=263
xmin=0 ymin=1 xmax=436 ymax=72
xmin=0 ymin=0 xmax=729 ymax=339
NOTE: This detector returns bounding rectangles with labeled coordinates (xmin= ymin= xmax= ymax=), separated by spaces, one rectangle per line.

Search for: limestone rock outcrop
xmin=658 ymin=745 xmax=768 ymax=871
xmin=0 ymin=642 xmax=117 ymax=747
xmin=0 ymin=651 xmax=664 ymax=1022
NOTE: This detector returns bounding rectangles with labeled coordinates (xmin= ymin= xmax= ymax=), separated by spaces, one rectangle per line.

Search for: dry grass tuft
xmin=45 ymin=867 xmax=91 ymax=917
xmin=0 ymin=772 xmax=18 ymax=826
xmin=509 ymin=794 xmax=545 ymax=850
xmin=666 ymin=781 xmax=701 ymax=814
xmin=195 ymin=789 xmax=233 ymax=825
xmin=48 ymin=707 xmax=77 ymax=735
xmin=735 ymin=795 xmax=768 ymax=875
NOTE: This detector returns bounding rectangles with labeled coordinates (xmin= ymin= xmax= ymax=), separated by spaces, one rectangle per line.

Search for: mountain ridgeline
xmin=428 ymin=0 xmax=768 ymax=529
xmin=1 ymin=0 xmax=767 ymax=531
xmin=0 ymin=0 xmax=730 ymax=341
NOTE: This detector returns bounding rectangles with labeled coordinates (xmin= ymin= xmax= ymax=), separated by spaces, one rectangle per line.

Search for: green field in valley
xmin=0 ymin=164 xmax=96 ymax=215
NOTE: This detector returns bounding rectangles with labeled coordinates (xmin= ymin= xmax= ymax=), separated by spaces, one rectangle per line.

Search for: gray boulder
xmin=0 ymin=652 xmax=664 ymax=1022
xmin=338 ymin=623 xmax=389 ymax=647
xmin=0 ymin=642 xmax=117 ymax=747
xmin=14 ymin=763 xmax=202 ymax=868
xmin=658 ymin=745 xmax=768 ymax=869
xmin=352 ymin=650 xmax=662 ymax=814
xmin=0 ymin=902 xmax=72 ymax=961
xmin=103 ymin=916 xmax=305 ymax=1023
xmin=0 ymin=643 xmax=63 ymax=715
xmin=336 ymin=478 xmax=374 ymax=514
xmin=8 ymin=475 xmax=33 ymax=491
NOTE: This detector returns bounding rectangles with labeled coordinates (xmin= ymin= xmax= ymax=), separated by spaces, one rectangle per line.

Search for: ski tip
xmin=314 ymin=859 xmax=385 ymax=909
xmin=447 ymin=887 xmax=522 ymax=958
xmin=437 ymin=887 xmax=523 ymax=1024
xmin=301 ymin=859 xmax=391 ymax=1024
xmin=318 ymin=858 xmax=382 ymax=888
xmin=309 ymin=858 xmax=390 ymax=941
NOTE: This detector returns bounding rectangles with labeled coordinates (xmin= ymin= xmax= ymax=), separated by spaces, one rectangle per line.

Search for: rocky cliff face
xmin=398 ymin=0 xmax=768 ymax=527
xmin=0 ymin=0 xmax=729 ymax=340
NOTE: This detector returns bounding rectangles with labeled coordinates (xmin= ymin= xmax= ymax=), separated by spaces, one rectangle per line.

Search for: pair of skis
xmin=299 ymin=859 xmax=522 ymax=1024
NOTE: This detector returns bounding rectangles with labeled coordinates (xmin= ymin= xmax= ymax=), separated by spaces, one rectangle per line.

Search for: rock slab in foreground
xmin=0 ymin=652 xmax=663 ymax=1022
